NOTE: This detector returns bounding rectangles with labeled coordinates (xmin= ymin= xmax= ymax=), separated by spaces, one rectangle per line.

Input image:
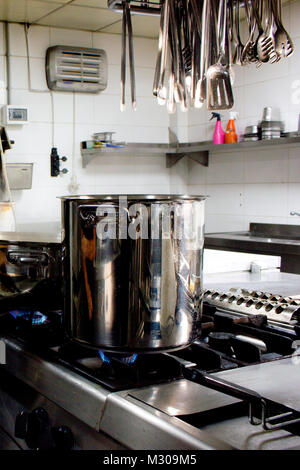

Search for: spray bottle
xmin=225 ymin=112 xmax=238 ymax=144
xmin=210 ymin=112 xmax=225 ymax=145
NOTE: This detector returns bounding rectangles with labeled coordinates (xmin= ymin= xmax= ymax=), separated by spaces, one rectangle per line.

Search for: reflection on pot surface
xmin=62 ymin=195 xmax=206 ymax=353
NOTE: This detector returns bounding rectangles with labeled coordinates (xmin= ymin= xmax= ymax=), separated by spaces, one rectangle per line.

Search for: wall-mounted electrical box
xmin=6 ymin=163 xmax=33 ymax=190
xmin=1 ymin=105 xmax=29 ymax=125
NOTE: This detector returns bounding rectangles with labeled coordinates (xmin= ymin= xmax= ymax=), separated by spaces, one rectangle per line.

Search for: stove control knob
xmin=52 ymin=425 xmax=75 ymax=450
xmin=15 ymin=407 xmax=51 ymax=449
xmin=15 ymin=411 xmax=29 ymax=439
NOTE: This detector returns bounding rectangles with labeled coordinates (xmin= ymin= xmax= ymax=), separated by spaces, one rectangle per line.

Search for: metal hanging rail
xmin=108 ymin=0 xmax=162 ymax=16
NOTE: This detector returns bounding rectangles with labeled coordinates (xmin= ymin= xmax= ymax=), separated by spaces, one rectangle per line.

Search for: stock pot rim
xmin=59 ymin=194 xmax=208 ymax=202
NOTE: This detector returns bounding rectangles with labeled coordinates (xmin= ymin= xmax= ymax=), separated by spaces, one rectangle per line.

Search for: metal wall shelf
xmin=80 ymin=134 xmax=300 ymax=169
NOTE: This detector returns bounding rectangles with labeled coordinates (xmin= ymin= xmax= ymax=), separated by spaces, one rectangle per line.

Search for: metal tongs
xmin=121 ymin=0 xmax=136 ymax=111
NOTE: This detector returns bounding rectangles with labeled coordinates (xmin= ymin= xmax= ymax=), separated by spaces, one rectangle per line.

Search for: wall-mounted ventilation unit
xmin=46 ymin=46 xmax=107 ymax=93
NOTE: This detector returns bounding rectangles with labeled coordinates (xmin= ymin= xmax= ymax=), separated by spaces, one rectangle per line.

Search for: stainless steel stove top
xmin=0 ymin=336 xmax=232 ymax=450
xmin=1 ymin=301 xmax=300 ymax=450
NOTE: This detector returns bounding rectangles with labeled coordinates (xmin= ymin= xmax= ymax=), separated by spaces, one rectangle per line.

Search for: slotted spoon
xmin=272 ymin=0 xmax=294 ymax=58
xmin=257 ymin=0 xmax=278 ymax=64
xmin=206 ymin=0 xmax=234 ymax=110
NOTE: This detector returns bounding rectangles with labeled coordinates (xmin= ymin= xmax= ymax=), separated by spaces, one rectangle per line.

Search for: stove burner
xmin=56 ymin=342 xmax=183 ymax=391
xmin=9 ymin=310 xmax=48 ymax=326
xmin=2 ymin=299 xmax=299 ymax=395
xmin=208 ymin=332 xmax=234 ymax=356
xmin=98 ymin=351 xmax=138 ymax=365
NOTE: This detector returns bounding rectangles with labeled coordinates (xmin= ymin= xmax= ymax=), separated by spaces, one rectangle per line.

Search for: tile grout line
xmin=31 ymin=0 xmax=77 ymax=24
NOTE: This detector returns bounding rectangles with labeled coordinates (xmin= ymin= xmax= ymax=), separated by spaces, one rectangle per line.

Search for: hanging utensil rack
xmin=108 ymin=0 xmax=294 ymax=113
xmin=108 ymin=1 xmax=291 ymax=17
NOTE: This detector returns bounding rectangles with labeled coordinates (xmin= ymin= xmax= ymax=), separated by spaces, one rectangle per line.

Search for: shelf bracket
xmin=187 ymin=150 xmax=209 ymax=167
xmin=166 ymin=153 xmax=185 ymax=168
xmin=166 ymin=150 xmax=208 ymax=168
xmin=82 ymin=153 xmax=95 ymax=168
xmin=167 ymin=128 xmax=209 ymax=168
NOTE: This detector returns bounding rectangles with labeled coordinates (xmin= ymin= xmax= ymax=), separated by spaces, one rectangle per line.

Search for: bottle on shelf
xmin=210 ymin=112 xmax=225 ymax=145
xmin=225 ymin=112 xmax=238 ymax=144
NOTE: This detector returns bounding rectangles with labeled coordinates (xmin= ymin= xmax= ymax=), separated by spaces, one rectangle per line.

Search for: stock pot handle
xmin=79 ymin=205 xmax=139 ymax=228
xmin=79 ymin=205 xmax=117 ymax=228
xmin=7 ymin=251 xmax=49 ymax=266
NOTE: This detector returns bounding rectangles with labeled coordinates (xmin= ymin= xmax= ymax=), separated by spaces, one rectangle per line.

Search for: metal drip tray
xmin=129 ymin=379 xmax=239 ymax=416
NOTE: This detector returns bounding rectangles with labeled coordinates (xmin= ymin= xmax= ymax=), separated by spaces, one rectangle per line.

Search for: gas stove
xmin=1 ymin=301 xmax=300 ymax=450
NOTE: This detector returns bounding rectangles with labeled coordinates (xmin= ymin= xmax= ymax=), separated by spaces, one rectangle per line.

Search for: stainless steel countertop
xmin=206 ymin=232 xmax=300 ymax=247
xmin=200 ymin=415 xmax=300 ymax=450
xmin=204 ymin=270 xmax=300 ymax=298
xmin=205 ymin=228 xmax=300 ymax=256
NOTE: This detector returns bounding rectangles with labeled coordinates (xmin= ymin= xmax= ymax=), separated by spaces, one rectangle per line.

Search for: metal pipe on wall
xmin=4 ymin=21 xmax=11 ymax=105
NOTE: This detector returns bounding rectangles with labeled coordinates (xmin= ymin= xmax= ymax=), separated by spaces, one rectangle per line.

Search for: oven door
xmin=0 ymin=425 xmax=21 ymax=450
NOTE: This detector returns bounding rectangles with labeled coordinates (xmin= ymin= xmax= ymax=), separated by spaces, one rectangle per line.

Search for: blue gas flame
xmin=98 ymin=350 xmax=111 ymax=363
xmin=121 ymin=354 xmax=138 ymax=364
xmin=9 ymin=310 xmax=48 ymax=325
xmin=98 ymin=350 xmax=138 ymax=365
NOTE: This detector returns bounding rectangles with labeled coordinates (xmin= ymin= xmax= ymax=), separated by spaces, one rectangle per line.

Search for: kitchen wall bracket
xmin=167 ymin=150 xmax=209 ymax=167
xmin=166 ymin=128 xmax=209 ymax=168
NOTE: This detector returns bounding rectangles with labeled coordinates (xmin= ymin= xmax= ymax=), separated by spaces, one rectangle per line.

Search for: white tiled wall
xmin=186 ymin=0 xmax=300 ymax=234
xmin=0 ymin=22 xmax=179 ymax=228
xmin=1 ymin=1 xmax=299 ymax=239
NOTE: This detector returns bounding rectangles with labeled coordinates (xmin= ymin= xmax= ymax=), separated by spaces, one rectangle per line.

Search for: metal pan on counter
xmin=0 ymin=232 xmax=62 ymax=315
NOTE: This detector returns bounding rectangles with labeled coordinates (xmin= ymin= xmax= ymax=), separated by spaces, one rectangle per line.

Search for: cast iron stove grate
xmin=171 ymin=305 xmax=298 ymax=372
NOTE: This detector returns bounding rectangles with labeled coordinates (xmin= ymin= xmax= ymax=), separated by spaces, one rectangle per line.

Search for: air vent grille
xmin=46 ymin=46 xmax=108 ymax=93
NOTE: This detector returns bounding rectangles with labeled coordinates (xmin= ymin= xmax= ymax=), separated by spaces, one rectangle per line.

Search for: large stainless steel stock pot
xmin=61 ymin=195 xmax=206 ymax=353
